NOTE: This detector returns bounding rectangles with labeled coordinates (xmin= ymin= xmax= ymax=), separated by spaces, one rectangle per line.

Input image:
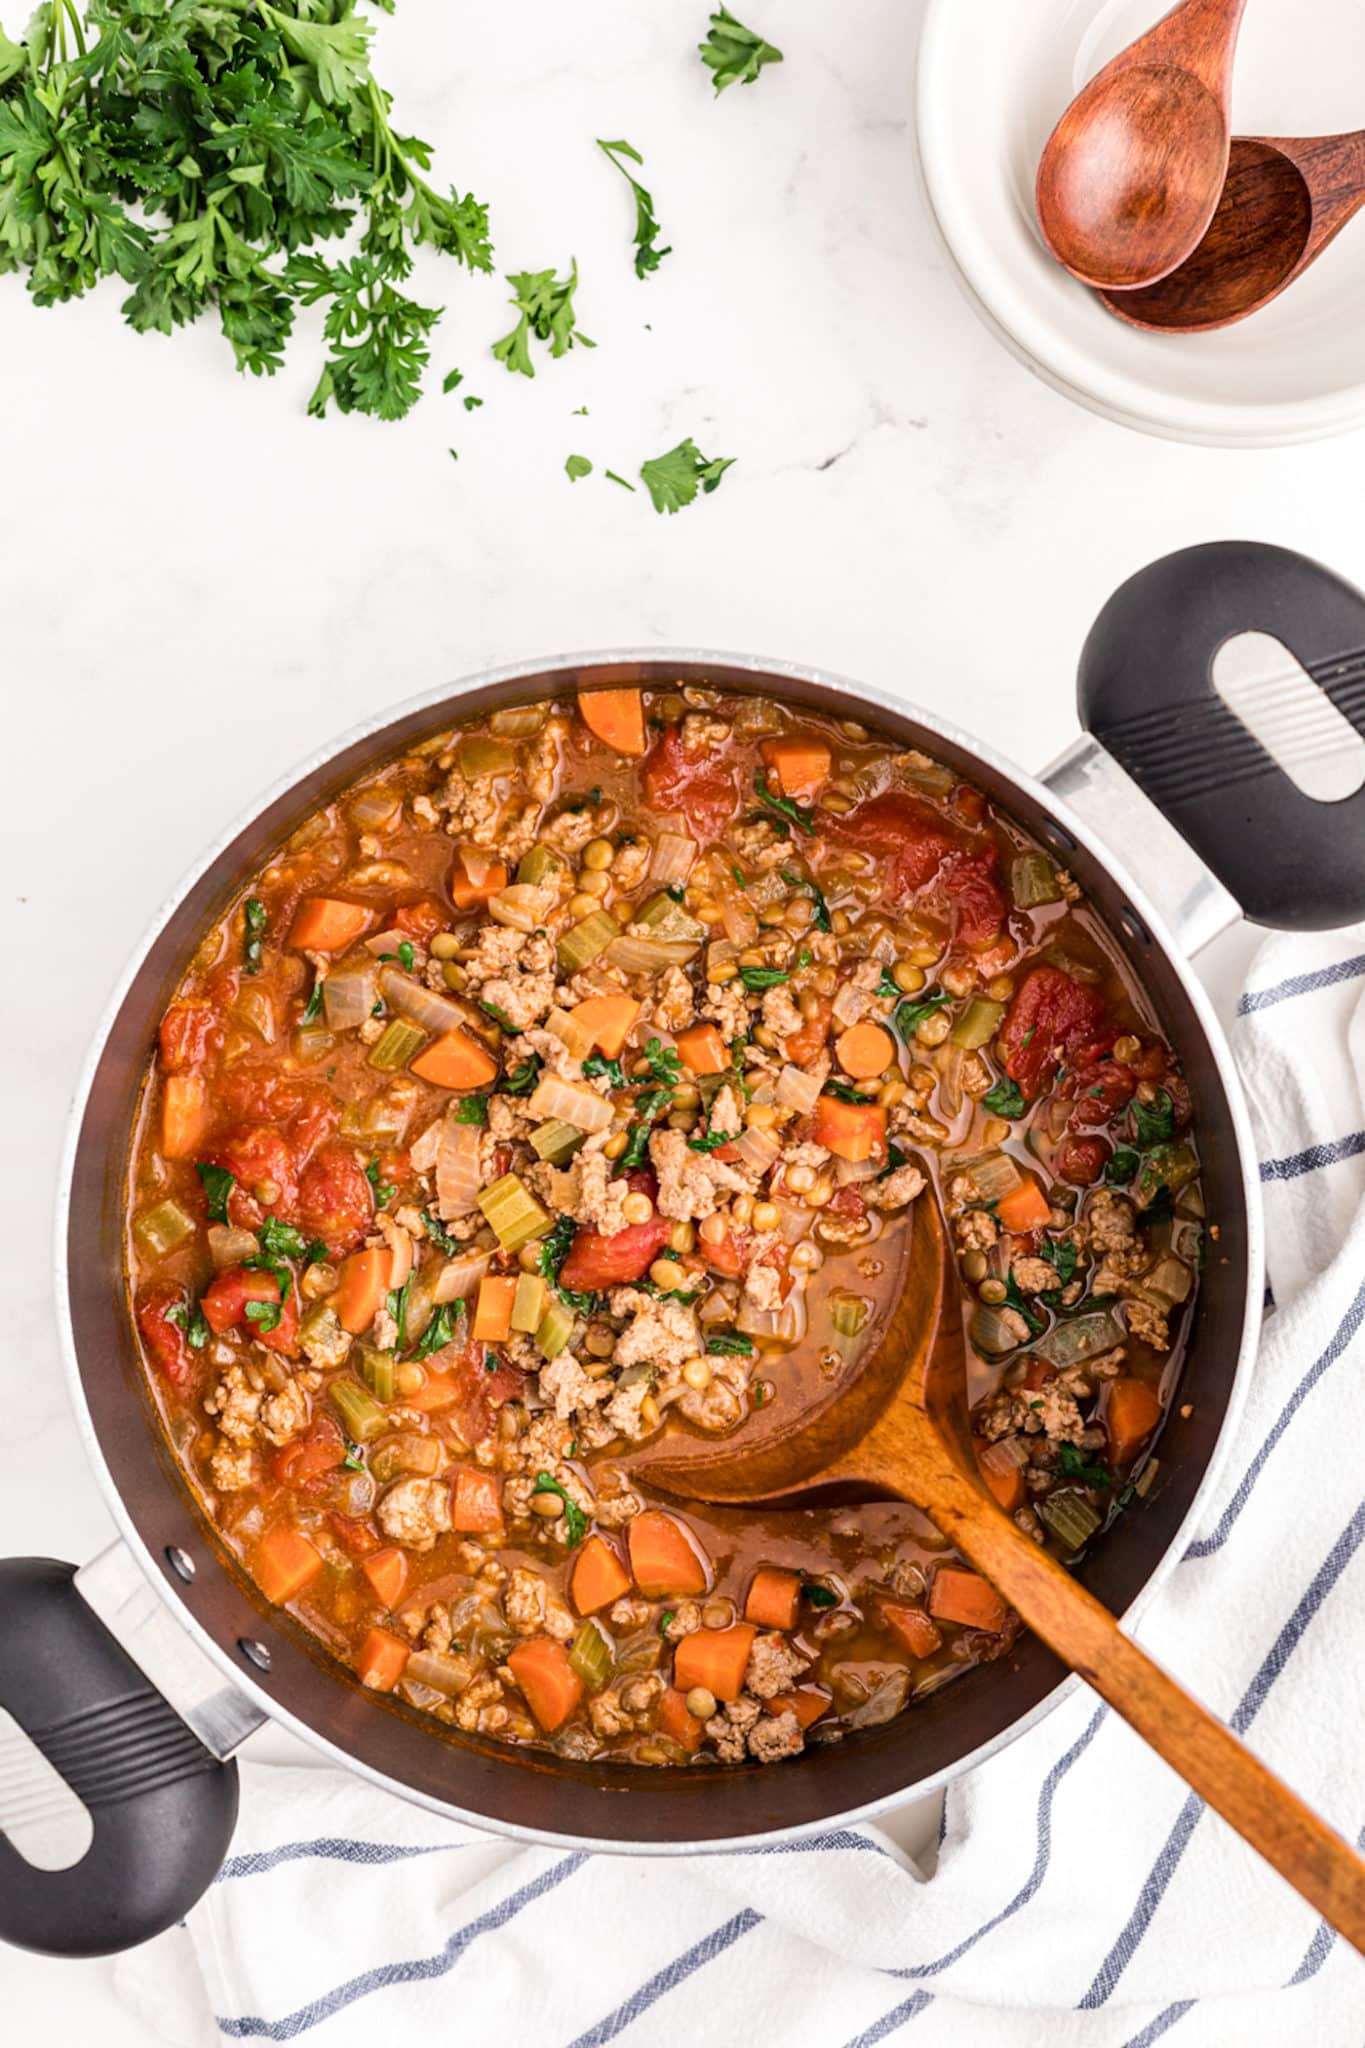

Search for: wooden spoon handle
xmin=1136 ymin=0 xmax=1247 ymax=97
xmin=920 ymin=1465 xmax=1365 ymax=1953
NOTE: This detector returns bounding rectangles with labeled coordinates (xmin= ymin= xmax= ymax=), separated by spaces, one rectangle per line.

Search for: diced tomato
xmin=782 ymin=995 xmax=832 ymax=1065
xmin=642 ymin=725 xmax=740 ymax=844
xmin=328 ymin=1510 xmax=381 ymax=1555
xmin=700 ymin=1225 xmax=750 ymax=1277
xmin=1056 ymin=1134 xmax=1110 ymax=1186
xmin=136 ymin=1285 xmax=194 ymax=1388
xmin=827 ymin=1185 xmax=866 ymax=1221
xmin=271 ymin=1416 xmax=345 ymax=1488
xmin=393 ymin=898 xmax=448 ymax=943
xmin=826 ymin=793 xmax=1006 ymax=945
xmin=203 ymin=1124 xmax=300 ymax=1228
xmin=998 ymin=967 xmax=1109 ymax=1102
xmin=212 ymin=1068 xmax=310 ymax=1125
xmin=445 ymin=1343 xmax=527 ymax=1447
xmin=201 ymin=1265 xmax=300 ymax=1355
xmin=295 ymin=1142 xmax=373 ymax=1253
xmin=1064 ymin=1058 xmax=1135 ymax=1131
xmin=558 ymin=1171 xmax=671 ymax=1290
xmin=1017 ymin=1357 xmax=1056 ymax=1393
xmin=158 ymin=1002 xmax=222 ymax=1074
xmin=288 ymin=1089 xmax=341 ymax=1169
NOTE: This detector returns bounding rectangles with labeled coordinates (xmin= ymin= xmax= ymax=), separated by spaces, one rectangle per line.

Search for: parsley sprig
xmin=596 ymin=138 xmax=670 ymax=280
xmin=640 ymin=437 xmax=735 ymax=515
xmin=492 ymin=259 xmax=594 ymax=377
xmin=699 ymin=7 xmax=784 ymax=93
xmin=531 ymin=1470 xmax=587 ymax=1548
xmin=753 ymin=768 xmax=815 ymax=837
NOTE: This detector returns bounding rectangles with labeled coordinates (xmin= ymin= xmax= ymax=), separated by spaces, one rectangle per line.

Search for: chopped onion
xmin=208 ymin=1223 xmax=259 ymax=1268
xmin=489 ymin=882 xmax=555 ymax=932
xmin=364 ymin=927 xmax=410 ymax=957
xmin=935 ymin=1043 xmax=965 ymax=1119
xmin=731 ymin=1126 xmax=780 ymax=1175
xmin=831 ymin=980 xmax=870 ymax=1029
xmin=775 ymin=1063 xmax=823 ymax=1116
xmin=649 ymin=831 xmax=697 ymax=887
xmin=433 ymin=1249 xmax=491 ymax=1302
xmin=979 ymin=1435 xmax=1029 ymax=1475
xmin=833 ymin=1155 xmax=879 ymax=1184
xmin=721 ymin=888 xmax=759 ymax=949
xmin=737 ymin=1286 xmax=806 ymax=1345
xmin=458 ymin=847 xmax=503 ymax=892
xmin=348 ymin=787 xmax=402 ymax=832
xmin=706 ymin=938 xmax=738 ymax=979
xmin=322 ymin=961 xmax=378 ymax=1033
xmin=970 ymin=1305 xmax=1023 ymax=1357
xmin=489 ymin=706 xmax=546 ymax=738
xmin=528 ymin=1073 xmax=614 ymax=1134
xmin=342 ymin=1469 xmax=376 ymax=1516
xmin=773 ymin=1201 xmax=813 ymax=1244
xmin=436 ymin=1115 xmax=483 ymax=1217
xmin=605 ymin=931 xmax=699 ymax=973
xmin=380 ymin=968 xmax=467 ymax=1036
xmin=405 ymin=1648 xmax=479 ymax=1695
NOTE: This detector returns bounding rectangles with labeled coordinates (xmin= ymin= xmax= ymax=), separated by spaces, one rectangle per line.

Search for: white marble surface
xmin=3 ymin=0 xmax=1359 ymax=2030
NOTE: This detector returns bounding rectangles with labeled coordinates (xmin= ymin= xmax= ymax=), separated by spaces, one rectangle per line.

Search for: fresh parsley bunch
xmin=0 ymin=0 xmax=492 ymax=418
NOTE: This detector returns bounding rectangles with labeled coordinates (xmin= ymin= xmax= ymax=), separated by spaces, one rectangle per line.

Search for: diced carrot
xmin=471 ymin=1273 xmax=516 ymax=1343
xmin=289 ymin=897 xmax=371 ymax=953
xmin=673 ymin=1623 xmax=756 ymax=1703
xmin=508 ymin=1637 xmax=584 ymax=1731
xmin=1104 ymin=1375 xmax=1164 ymax=1464
xmin=744 ymin=1566 xmax=802 ymax=1632
xmin=571 ymin=1534 xmax=633 ymax=1616
xmin=411 ymin=1029 xmax=499 ymax=1091
xmin=577 ymin=687 xmax=647 ymax=757
xmin=361 ymin=1547 xmax=409 ymax=1609
xmin=450 ymin=851 xmax=507 ymax=911
xmin=812 ymin=1094 xmax=887 ymax=1164
xmin=628 ymin=1510 xmax=709 ymax=1597
xmin=882 ymin=1600 xmax=943 ymax=1659
xmin=451 ymin=1465 xmax=503 ymax=1533
xmin=161 ymin=1073 xmax=208 ymax=1158
xmin=783 ymin=995 xmax=832 ymax=1066
xmin=834 ymin=1021 xmax=896 ymax=1081
xmin=996 ymin=1178 xmax=1051 ymax=1235
xmin=404 ymin=1373 xmax=459 ymax=1413
xmin=766 ymin=1687 xmax=832 ymax=1729
xmin=977 ymin=1449 xmax=1025 ymax=1515
xmin=393 ymin=897 xmax=448 ymax=942
xmin=929 ymin=1566 xmax=1007 ymax=1635
xmin=675 ymin=1022 xmax=729 ymax=1076
xmin=656 ymin=1686 xmax=705 ymax=1753
xmin=356 ymin=1626 xmax=410 ymax=1692
xmin=254 ymin=1524 xmax=323 ymax=1606
xmin=570 ymin=993 xmax=641 ymax=1060
xmin=332 ymin=1245 xmax=393 ymax=1335
xmin=760 ymin=735 xmax=831 ymax=801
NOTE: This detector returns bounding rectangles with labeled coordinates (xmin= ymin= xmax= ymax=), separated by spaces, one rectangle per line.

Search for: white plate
xmin=916 ymin=0 xmax=1365 ymax=445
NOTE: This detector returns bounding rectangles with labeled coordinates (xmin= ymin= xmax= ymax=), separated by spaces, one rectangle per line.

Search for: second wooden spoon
xmin=633 ymin=1199 xmax=1365 ymax=1952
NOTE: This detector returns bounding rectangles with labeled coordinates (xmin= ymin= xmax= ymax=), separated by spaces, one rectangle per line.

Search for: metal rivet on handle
xmin=165 ymin=1546 xmax=195 ymax=1582
xmin=238 ymin=1639 xmax=272 ymax=1673
xmin=1041 ymin=821 xmax=1076 ymax=854
xmin=1120 ymin=906 xmax=1152 ymax=945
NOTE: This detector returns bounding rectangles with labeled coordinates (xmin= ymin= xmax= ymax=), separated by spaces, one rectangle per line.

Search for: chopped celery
xmin=959 ymin=1150 xmax=1024 ymax=1205
xmin=1011 ymin=851 xmax=1063 ymax=909
xmin=531 ymin=1118 xmax=587 ymax=1164
xmin=1174 ymin=1179 xmax=1205 ymax=1220
xmin=1170 ymin=1216 xmax=1203 ymax=1266
xmin=1134 ymin=1141 xmax=1199 ymax=1211
xmin=457 ymin=734 xmax=516 ymax=778
xmin=478 ymin=1172 xmax=552 ymax=1252
xmin=556 ymin=909 xmax=620 ymax=974
xmin=511 ymin=1273 xmax=548 ymax=1334
xmin=368 ymin=1018 xmax=428 ymax=1072
xmin=134 ymin=1198 xmax=196 ymax=1260
xmin=1039 ymin=1489 xmax=1102 ymax=1553
xmin=949 ymin=998 xmax=1004 ymax=1050
xmin=328 ymin=1375 xmax=387 ymax=1442
xmin=536 ymin=1298 xmax=576 ymax=1358
xmin=1032 ymin=1309 xmax=1124 ymax=1368
xmin=568 ymin=1619 xmax=614 ymax=1694
xmin=544 ymin=1006 xmax=595 ymax=1061
xmin=517 ymin=844 xmax=567 ymax=888
xmin=635 ymin=892 xmax=706 ymax=943
xmin=298 ymin=1303 xmax=351 ymax=1370
xmin=292 ymin=1023 xmax=336 ymax=1065
xmin=828 ymin=1292 xmax=869 ymax=1340
xmin=357 ymin=1343 xmax=396 ymax=1403
xmin=489 ymin=705 xmax=547 ymax=738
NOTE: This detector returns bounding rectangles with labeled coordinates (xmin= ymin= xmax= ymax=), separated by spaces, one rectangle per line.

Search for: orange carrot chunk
xmin=404 ymin=1374 xmax=459 ymax=1414
xmin=333 ymin=1245 xmax=393 ymax=1335
xmin=1104 ymin=1375 xmax=1164 ymax=1464
xmin=760 ymin=735 xmax=831 ymax=801
xmin=766 ymin=1686 xmax=832 ymax=1729
xmin=289 ymin=897 xmax=372 ymax=952
xmin=450 ymin=851 xmax=507 ymax=911
xmin=812 ymin=1094 xmax=887 ymax=1164
xmin=572 ymin=1534 xmax=634 ymax=1616
xmin=656 ymin=1687 xmax=705 ymax=1754
xmin=471 ymin=1274 xmax=517 ymax=1344
xmin=356 ymin=1626 xmax=410 ymax=1692
xmin=834 ymin=1021 xmax=896 ymax=1081
xmin=451 ymin=1465 xmax=504 ymax=1533
xmin=508 ymin=1637 xmax=584 ymax=1731
xmin=744 ymin=1566 xmax=802 ymax=1632
xmin=361 ymin=1547 xmax=409 ymax=1609
xmin=577 ymin=687 xmax=647 ymax=757
xmin=411 ymin=1029 xmax=499 ymax=1091
xmin=929 ymin=1566 xmax=1008 ymax=1635
xmin=673 ymin=1623 xmax=756 ymax=1703
xmin=254 ymin=1524 xmax=323 ymax=1606
xmin=976 ymin=1447 xmax=1025 ymax=1515
xmin=161 ymin=1073 xmax=208 ymax=1159
xmin=628 ymin=1510 xmax=709 ymax=1597
xmin=996 ymin=1178 xmax=1051 ymax=1235
xmin=674 ymin=1022 xmax=730 ymax=1076
xmin=570 ymin=994 xmax=642 ymax=1060
xmin=882 ymin=1600 xmax=943 ymax=1659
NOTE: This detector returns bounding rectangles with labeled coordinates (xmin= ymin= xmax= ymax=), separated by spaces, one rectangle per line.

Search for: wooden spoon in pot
xmin=1097 ymin=132 xmax=1365 ymax=332
xmin=633 ymin=1198 xmax=1365 ymax=1952
xmin=1036 ymin=0 xmax=1248 ymax=290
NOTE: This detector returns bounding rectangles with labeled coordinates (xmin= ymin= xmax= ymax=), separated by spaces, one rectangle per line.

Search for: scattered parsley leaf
xmin=452 ymin=1095 xmax=489 ymax=1126
xmin=582 ymin=1053 xmax=627 ymax=1087
xmin=414 ymin=1301 xmax=458 ymax=1360
xmin=463 ymin=394 xmax=482 ymax=410
xmin=782 ymin=869 xmax=831 ymax=930
xmin=596 ymin=136 xmax=671 ymax=280
xmin=165 ymin=1298 xmax=210 ymax=1349
xmin=422 ymin=1210 xmax=460 ymax=1254
xmin=616 ymin=1121 xmax=654 ymax=1172
xmin=699 ymin=7 xmax=784 ymax=93
xmin=659 ymin=1609 xmax=675 ymax=1636
xmin=1132 ymin=1088 xmax=1175 ymax=1146
xmin=688 ymin=1128 xmax=735 ymax=1153
xmin=639 ymin=436 xmax=735 ymax=514
xmin=739 ymin=964 xmax=791 ymax=990
xmin=566 ymin=453 xmax=592 ymax=481
xmin=195 ymin=1162 xmax=235 ymax=1225
xmin=492 ymin=259 xmax=594 ymax=377
xmin=1105 ymin=1146 xmax=1140 ymax=1187
xmin=386 ymin=1279 xmax=411 ymax=1353
xmin=1058 ymin=1441 xmax=1111 ymax=1489
xmin=365 ymin=1158 xmax=394 ymax=1208
xmin=706 ymin=1331 xmax=753 ymax=1355
xmin=245 ymin=1298 xmax=283 ymax=1335
xmin=642 ymin=1037 xmax=682 ymax=1088
xmin=802 ymin=1580 xmax=838 ymax=1609
xmin=822 ymin=1079 xmax=867 ymax=1105
xmin=891 ymin=988 xmax=950 ymax=1040
xmin=532 ymin=1470 xmax=586 ymax=1548
xmin=982 ymin=1077 xmax=1026 ymax=1120
xmin=1002 ymin=1271 xmax=1046 ymax=1336
xmin=378 ymin=939 xmax=416 ymax=973
xmin=243 ymin=897 xmax=268 ymax=973
xmin=604 ymin=469 xmax=636 ymax=491
xmin=442 ymin=367 xmax=464 ymax=394
xmin=479 ymin=999 xmax=516 ymax=1031
xmin=502 ymin=1055 xmax=543 ymax=1095
xmin=753 ymin=768 xmax=813 ymax=836
xmin=257 ymin=1217 xmax=326 ymax=1266
xmin=302 ymin=978 xmax=324 ymax=1025
xmin=342 ymin=1439 xmax=365 ymax=1473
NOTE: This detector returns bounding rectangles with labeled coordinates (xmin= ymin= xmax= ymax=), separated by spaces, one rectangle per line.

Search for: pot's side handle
xmin=0 ymin=1551 xmax=261 ymax=1956
xmin=1070 ymin=541 xmax=1365 ymax=935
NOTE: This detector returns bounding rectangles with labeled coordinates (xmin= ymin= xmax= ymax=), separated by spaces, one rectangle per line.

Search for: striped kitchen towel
xmin=115 ymin=926 xmax=1365 ymax=2048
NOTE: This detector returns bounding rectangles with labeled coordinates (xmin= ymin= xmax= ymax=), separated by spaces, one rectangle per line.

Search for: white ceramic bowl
xmin=916 ymin=0 xmax=1365 ymax=446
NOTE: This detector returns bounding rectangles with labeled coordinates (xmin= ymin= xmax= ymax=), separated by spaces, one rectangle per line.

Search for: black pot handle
xmin=0 ymin=1559 xmax=240 ymax=1956
xmin=1077 ymin=541 xmax=1365 ymax=931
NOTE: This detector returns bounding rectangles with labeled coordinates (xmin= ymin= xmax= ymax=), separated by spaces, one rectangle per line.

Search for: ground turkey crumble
xmin=649 ymin=1128 xmax=754 ymax=1220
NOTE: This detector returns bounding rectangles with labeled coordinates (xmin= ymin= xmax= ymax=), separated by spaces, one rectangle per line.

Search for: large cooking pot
xmin=5 ymin=541 xmax=1364 ymax=1957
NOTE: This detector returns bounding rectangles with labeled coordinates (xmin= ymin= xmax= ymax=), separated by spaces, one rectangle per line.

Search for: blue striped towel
xmin=115 ymin=927 xmax=1365 ymax=2048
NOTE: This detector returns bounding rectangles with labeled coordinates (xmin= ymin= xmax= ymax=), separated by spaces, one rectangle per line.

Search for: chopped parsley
xmin=782 ymin=870 xmax=831 ymax=931
xmin=706 ymin=1331 xmax=754 ymax=1356
xmin=1058 ymin=1441 xmax=1111 ymax=1489
xmin=342 ymin=1439 xmax=365 ymax=1474
xmin=479 ymin=999 xmax=516 ymax=1031
xmin=1038 ymin=1238 xmax=1079 ymax=1291
xmin=365 ymin=1158 xmax=395 ymax=1209
xmin=688 ymin=1128 xmax=735 ymax=1153
xmin=596 ymin=138 xmax=671 ymax=280
xmin=502 ymin=1055 xmax=542 ymax=1095
xmin=753 ymin=767 xmax=815 ymax=837
xmin=802 ymin=1580 xmax=838 ymax=1609
xmin=531 ymin=1470 xmax=587 ymax=1548
xmin=891 ymin=988 xmax=950 ymax=1040
xmin=1105 ymin=1146 xmax=1140 ymax=1187
xmin=242 ymin=897 xmax=268 ymax=974
xmin=257 ymin=1217 xmax=327 ymax=1267
xmin=538 ymin=1215 xmax=601 ymax=1318
xmin=659 ymin=1610 xmax=675 ymax=1636
xmin=642 ymin=1037 xmax=682 ymax=1088
xmin=739 ymin=964 xmax=792 ymax=990
xmin=302 ymin=979 xmax=324 ymax=1025
xmin=414 ymin=1302 xmax=459 ymax=1360
xmin=699 ymin=7 xmax=784 ymax=93
xmin=982 ymin=1077 xmax=1027 ymax=1121
xmin=640 ymin=437 xmax=735 ymax=514
xmin=822 ymin=1078 xmax=867 ymax=1105
xmin=452 ymin=1094 xmax=489 ymax=1126
xmin=165 ymin=1298 xmax=210 ymax=1349
xmin=422 ymin=1211 xmax=460 ymax=1254
xmin=1132 ymin=1088 xmax=1175 ymax=1146
xmin=1002 ymin=1271 xmax=1046 ymax=1336
xmin=583 ymin=1053 xmax=627 ymax=1087
xmin=378 ymin=940 xmax=416 ymax=973
xmin=616 ymin=1121 xmax=654 ymax=1173
xmin=605 ymin=470 xmax=636 ymax=492
xmin=566 ymin=453 xmax=593 ymax=482
xmin=386 ymin=1279 xmax=411 ymax=1353
xmin=195 ymin=1162 xmax=236 ymax=1225
xmin=245 ymin=1297 xmax=283 ymax=1336
xmin=492 ymin=260 xmax=595 ymax=378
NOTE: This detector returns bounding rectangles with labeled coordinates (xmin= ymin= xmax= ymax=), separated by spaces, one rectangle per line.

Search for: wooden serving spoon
xmin=634 ymin=1198 xmax=1365 ymax=1952
xmin=1097 ymin=132 xmax=1365 ymax=332
xmin=1036 ymin=0 xmax=1248 ymax=290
